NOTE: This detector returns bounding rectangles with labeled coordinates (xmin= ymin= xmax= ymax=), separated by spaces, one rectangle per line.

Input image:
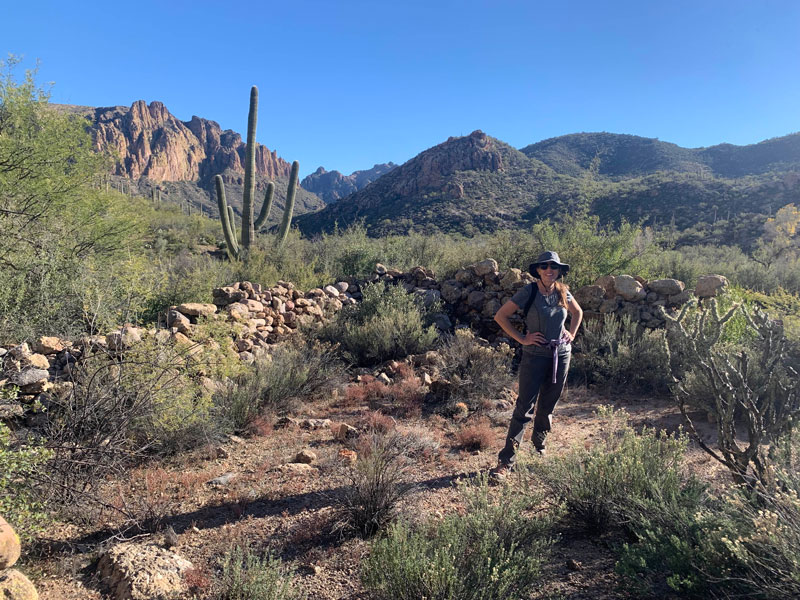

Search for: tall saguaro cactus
xmin=215 ymin=86 xmax=300 ymax=260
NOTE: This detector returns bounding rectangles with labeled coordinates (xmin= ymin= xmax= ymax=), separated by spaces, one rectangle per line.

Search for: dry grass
xmin=454 ymin=417 xmax=495 ymax=451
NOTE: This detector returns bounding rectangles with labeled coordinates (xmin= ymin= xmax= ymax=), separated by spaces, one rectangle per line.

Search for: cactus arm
xmin=254 ymin=181 xmax=274 ymax=230
xmin=228 ymin=205 xmax=238 ymax=242
xmin=215 ymin=175 xmax=239 ymax=259
xmin=277 ymin=160 xmax=299 ymax=246
xmin=241 ymin=86 xmax=258 ymax=252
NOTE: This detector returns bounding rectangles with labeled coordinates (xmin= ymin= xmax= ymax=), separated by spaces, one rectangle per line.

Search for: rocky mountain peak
xmin=83 ymin=101 xmax=292 ymax=183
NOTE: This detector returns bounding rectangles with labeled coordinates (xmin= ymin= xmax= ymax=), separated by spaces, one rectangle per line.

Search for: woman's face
xmin=537 ymin=262 xmax=561 ymax=285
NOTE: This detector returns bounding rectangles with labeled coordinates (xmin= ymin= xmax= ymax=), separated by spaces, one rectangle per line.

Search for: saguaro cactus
xmin=215 ymin=86 xmax=300 ymax=259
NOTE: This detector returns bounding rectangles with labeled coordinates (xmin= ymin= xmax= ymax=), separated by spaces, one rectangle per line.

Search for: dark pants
xmin=498 ymin=352 xmax=570 ymax=466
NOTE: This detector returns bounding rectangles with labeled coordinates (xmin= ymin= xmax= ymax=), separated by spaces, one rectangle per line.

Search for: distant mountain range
xmin=296 ymin=130 xmax=800 ymax=240
xmin=57 ymin=100 xmax=800 ymax=242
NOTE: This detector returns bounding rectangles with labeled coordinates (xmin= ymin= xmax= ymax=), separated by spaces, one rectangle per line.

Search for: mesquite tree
xmin=662 ymin=299 xmax=800 ymax=488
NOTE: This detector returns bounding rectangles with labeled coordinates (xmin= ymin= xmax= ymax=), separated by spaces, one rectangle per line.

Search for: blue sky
xmin=5 ymin=0 xmax=800 ymax=177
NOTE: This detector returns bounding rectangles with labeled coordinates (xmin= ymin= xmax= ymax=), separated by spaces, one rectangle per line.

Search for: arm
xmin=563 ymin=297 xmax=583 ymax=342
xmin=494 ymin=300 xmax=545 ymax=346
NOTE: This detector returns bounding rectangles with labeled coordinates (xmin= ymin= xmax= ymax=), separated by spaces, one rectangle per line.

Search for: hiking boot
xmin=532 ymin=430 xmax=548 ymax=455
xmin=489 ymin=462 xmax=512 ymax=484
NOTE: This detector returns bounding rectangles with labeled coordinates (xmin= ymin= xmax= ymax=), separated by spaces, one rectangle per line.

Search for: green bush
xmin=213 ymin=545 xmax=305 ymax=600
xmin=0 ymin=420 xmax=52 ymax=539
xmin=317 ymin=283 xmax=438 ymax=366
xmin=571 ymin=314 xmax=671 ymax=394
xmin=362 ymin=473 xmax=561 ymax=600
xmin=531 ymin=406 xmax=703 ymax=534
xmin=217 ymin=339 xmax=345 ymax=430
xmin=435 ymin=328 xmax=515 ymax=410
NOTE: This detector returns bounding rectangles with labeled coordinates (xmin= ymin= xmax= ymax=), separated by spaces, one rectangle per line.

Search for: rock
xmin=574 ymin=285 xmax=605 ymax=310
xmin=499 ymin=268 xmax=522 ymax=288
xmin=422 ymin=372 xmax=433 ymax=386
xmin=566 ymin=558 xmax=583 ymax=571
xmin=375 ymin=263 xmax=387 ymax=275
xmin=11 ymin=369 xmax=49 ymax=388
xmin=598 ymin=299 xmax=618 ymax=313
xmin=377 ymin=373 xmax=392 ymax=385
xmin=0 ymin=515 xmax=21 ymax=569
xmin=213 ymin=286 xmax=248 ymax=304
xmin=207 ymin=473 xmax=237 ymax=487
xmin=0 ymin=348 xmax=6 ymax=358
xmin=293 ymin=449 xmax=317 ymax=464
xmin=334 ymin=281 xmax=349 ymax=293
xmin=695 ymin=275 xmax=729 ymax=298
xmin=274 ymin=463 xmax=316 ymax=474
xmin=594 ymin=275 xmax=616 ymax=298
xmin=454 ymin=269 xmax=473 ymax=284
xmin=614 ymin=275 xmax=646 ymax=301
xmin=332 ymin=422 xmax=358 ymax=441
xmin=482 ymin=299 xmax=502 ymax=317
xmin=668 ymin=290 xmax=692 ymax=305
xmin=432 ymin=313 xmax=453 ymax=330
xmin=440 ymin=280 xmax=464 ymax=303
xmin=0 ymin=569 xmax=38 ymax=600
xmin=0 ymin=404 xmax=24 ymax=420
xmin=472 ymin=259 xmax=498 ymax=277
xmin=97 ymin=541 xmax=193 ymax=600
xmin=106 ymin=326 xmax=142 ymax=351
xmin=176 ymin=303 xmax=217 ymax=317
xmin=647 ymin=279 xmax=684 ymax=296
xmin=215 ymin=446 xmax=229 ymax=459
xmin=420 ymin=289 xmax=441 ymax=308
xmin=337 ymin=449 xmax=357 ymax=465
xmin=22 ymin=354 xmax=49 ymax=370
xmin=467 ymin=290 xmax=486 ymax=308
xmin=245 ymin=299 xmax=264 ymax=312
xmin=275 ymin=417 xmax=299 ymax=428
xmin=33 ymin=337 xmax=64 ymax=355
xmin=299 ymin=418 xmax=332 ymax=430
xmin=9 ymin=344 xmax=31 ymax=360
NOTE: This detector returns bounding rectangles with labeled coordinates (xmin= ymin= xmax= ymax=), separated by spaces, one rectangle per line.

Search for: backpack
xmin=520 ymin=283 xmax=538 ymax=334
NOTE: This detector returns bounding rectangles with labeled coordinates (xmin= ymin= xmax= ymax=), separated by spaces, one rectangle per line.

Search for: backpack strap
xmin=521 ymin=283 xmax=538 ymax=333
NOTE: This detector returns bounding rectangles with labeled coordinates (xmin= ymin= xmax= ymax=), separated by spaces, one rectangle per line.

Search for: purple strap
xmin=546 ymin=336 xmax=570 ymax=383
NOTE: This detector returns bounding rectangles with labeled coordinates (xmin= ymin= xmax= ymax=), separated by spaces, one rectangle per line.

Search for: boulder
xmin=212 ymin=286 xmax=247 ymax=304
xmin=11 ymin=369 xmax=49 ymax=388
xmin=9 ymin=344 xmax=31 ymax=360
xmin=594 ymin=275 xmax=616 ymax=298
xmin=467 ymin=290 xmax=486 ymax=308
xmin=598 ymin=299 xmax=618 ymax=314
xmin=614 ymin=275 xmax=646 ymax=301
xmin=33 ymin=337 xmax=64 ymax=355
xmin=98 ymin=542 xmax=193 ymax=600
xmin=472 ymin=259 xmax=498 ymax=277
xmin=0 ymin=515 xmax=21 ymax=569
xmin=668 ymin=290 xmax=692 ymax=305
xmin=106 ymin=327 xmax=142 ymax=351
xmin=22 ymin=354 xmax=49 ymax=370
xmin=440 ymin=280 xmax=464 ymax=303
xmin=695 ymin=275 xmax=729 ymax=298
xmin=574 ymin=285 xmax=605 ymax=311
xmin=647 ymin=279 xmax=685 ymax=296
xmin=176 ymin=303 xmax=216 ymax=318
xmin=0 ymin=569 xmax=38 ymax=600
xmin=293 ymin=449 xmax=317 ymax=464
xmin=499 ymin=268 xmax=522 ymax=288
xmin=167 ymin=310 xmax=192 ymax=334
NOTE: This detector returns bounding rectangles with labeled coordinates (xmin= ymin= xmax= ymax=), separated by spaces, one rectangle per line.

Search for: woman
xmin=491 ymin=251 xmax=583 ymax=479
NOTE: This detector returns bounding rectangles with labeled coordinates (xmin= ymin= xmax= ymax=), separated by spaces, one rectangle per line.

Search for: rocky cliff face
xmin=87 ymin=101 xmax=292 ymax=183
xmin=301 ymin=162 xmax=397 ymax=203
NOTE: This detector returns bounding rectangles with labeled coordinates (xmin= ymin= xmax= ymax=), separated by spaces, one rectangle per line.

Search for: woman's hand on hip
xmin=521 ymin=332 xmax=546 ymax=346
xmin=562 ymin=330 xmax=575 ymax=343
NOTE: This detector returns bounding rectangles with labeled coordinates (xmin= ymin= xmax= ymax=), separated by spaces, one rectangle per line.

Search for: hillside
xmin=296 ymin=130 xmax=800 ymax=241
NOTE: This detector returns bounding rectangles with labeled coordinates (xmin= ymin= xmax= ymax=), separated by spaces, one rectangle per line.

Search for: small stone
xmin=334 ymin=281 xmax=349 ymax=293
xmin=695 ymin=275 xmax=729 ymax=298
xmin=23 ymin=354 xmax=49 ymax=370
xmin=0 ymin=403 xmax=24 ymax=419
xmin=375 ymin=263 xmax=387 ymax=275
xmin=323 ymin=285 xmax=340 ymax=298
xmin=207 ymin=472 xmax=237 ymax=487
xmin=300 ymin=418 xmax=332 ymax=430
xmin=472 ymin=258 xmax=499 ymax=277
xmin=293 ymin=449 xmax=317 ymax=464
xmin=177 ymin=303 xmax=217 ymax=318
xmin=377 ymin=372 xmax=391 ymax=385
xmin=332 ymin=422 xmax=358 ymax=441
xmin=274 ymin=463 xmax=316 ymax=474
xmin=422 ymin=372 xmax=433 ymax=386
xmin=275 ymin=417 xmax=299 ymax=428
xmin=337 ymin=449 xmax=358 ymax=465
xmin=9 ymin=344 xmax=31 ymax=360
xmin=566 ymin=558 xmax=583 ymax=571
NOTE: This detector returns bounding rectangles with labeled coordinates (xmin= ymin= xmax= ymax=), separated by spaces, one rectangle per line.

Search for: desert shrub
xmin=664 ymin=300 xmax=800 ymax=487
xmin=571 ymin=314 xmax=671 ymax=394
xmin=34 ymin=336 xmax=222 ymax=507
xmin=435 ymin=328 xmax=514 ymax=410
xmin=335 ymin=430 xmax=415 ymax=538
xmin=531 ymin=406 xmax=703 ymax=534
xmin=345 ymin=371 xmax=426 ymax=416
xmin=362 ymin=474 xmax=561 ymax=600
xmin=0 ymin=420 xmax=52 ymax=539
xmin=454 ymin=417 xmax=494 ymax=451
xmin=217 ymin=339 xmax=345 ymax=431
xmin=317 ymin=282 xmax=438 ymax=366
xmin=213 ymin=545 xmax=305 ymax=600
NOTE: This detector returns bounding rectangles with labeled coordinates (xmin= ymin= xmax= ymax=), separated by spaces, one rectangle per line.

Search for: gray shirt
xmin=510 ymin=283 xmax=573 ymax=357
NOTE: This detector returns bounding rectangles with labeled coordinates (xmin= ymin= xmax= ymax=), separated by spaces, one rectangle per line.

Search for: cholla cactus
xmin=662 ymin=299 xmax=800 ymax=488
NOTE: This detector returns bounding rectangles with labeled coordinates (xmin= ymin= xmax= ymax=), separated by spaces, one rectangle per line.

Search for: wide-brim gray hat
xmin=529 ymin=251 xmax=570 ymax=280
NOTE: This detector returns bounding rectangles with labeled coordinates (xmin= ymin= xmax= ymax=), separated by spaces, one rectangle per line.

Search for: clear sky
xmin=4 ymin=0 xmax=800 ymax=177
